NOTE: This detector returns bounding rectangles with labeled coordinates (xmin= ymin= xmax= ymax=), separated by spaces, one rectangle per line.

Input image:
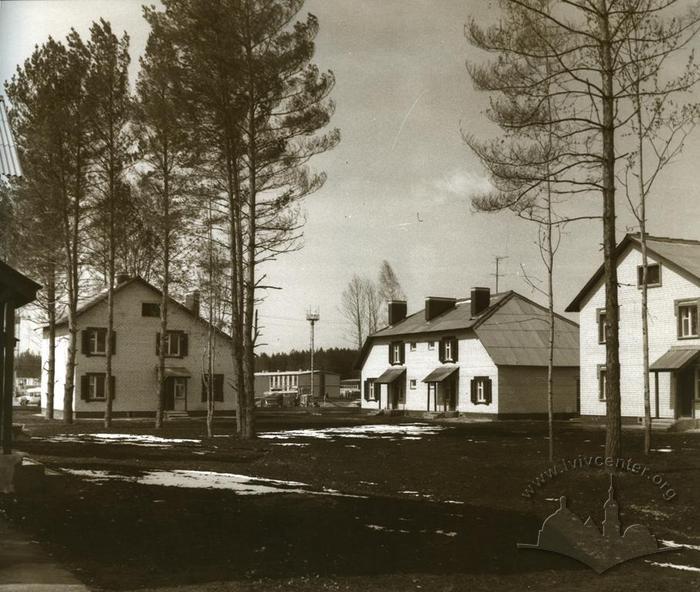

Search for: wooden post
xmin=2 ymin=301 xmax=14 ymax=454
xmin=0 ymin=302 xmax=5 ymax=452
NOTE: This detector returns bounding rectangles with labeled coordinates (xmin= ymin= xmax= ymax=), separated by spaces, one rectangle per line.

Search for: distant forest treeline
xmin=256 ymin=348 xmax=360 ymax=379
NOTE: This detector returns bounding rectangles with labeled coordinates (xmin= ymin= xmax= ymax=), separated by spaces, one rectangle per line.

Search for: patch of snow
xmin=443 ymin=500 xmax=464 ymax=505
xmin=651 ymin=448 xmax=673 ymax=453
xmin=359 ymin=481 xmax=377 ymax=486
xmin=43 ymin=433 xmax=201 ymax=447
xmin=660 ymin=540 xmax=700 ymax=552
xmin=63 ymin=468 xmax=367 ymax=499
xmin=365 ymin=524 xmax=410 ymax=534
xmin=272 ymin=443 xmax=308 ymax=447
xmin=646 ymin=561 xmax=700 ymax=573
xmin=258 ymin=423 xmax=446 ymax=442
xmin=400 ymin=490 xmax=419 ymax=495
xmin=545 ymin=497 xmax=559 ymax=502
xmin=435 ymin=530 xmax=457 ymax=537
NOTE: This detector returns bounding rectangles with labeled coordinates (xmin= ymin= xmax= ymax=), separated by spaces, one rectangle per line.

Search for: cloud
xmin=433 ymin=170 xmax=493 ymax=201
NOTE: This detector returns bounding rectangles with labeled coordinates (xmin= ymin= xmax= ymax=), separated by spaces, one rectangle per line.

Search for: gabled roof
xmin=52 ymin=276 xmax=229 ymax=338
xmin=355 ymin=291 xmax=579 ymax=369
xmin=0 ymin=97 xmax=21 ymax=177
xmin=566 ymin=234 xmax=700 ymax=312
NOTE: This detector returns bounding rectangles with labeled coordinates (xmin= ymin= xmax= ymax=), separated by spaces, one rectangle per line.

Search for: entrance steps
xmin=164 ymin=410 xmax=189 ymax=421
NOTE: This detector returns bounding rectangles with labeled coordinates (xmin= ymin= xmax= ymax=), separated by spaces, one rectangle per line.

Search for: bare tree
xmin=466 ymin=0 xmax=700 ymax=460
xmin=619 ymin=8 xmax=700 ymax=454
xmin=341 ymin=275 xmax=367 ymax=350
xmin=85 ymin=19 xmax=132 ymax=428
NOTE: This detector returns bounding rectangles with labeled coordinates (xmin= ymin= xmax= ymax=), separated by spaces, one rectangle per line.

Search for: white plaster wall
xmin=578 ymin=246 xmax=700 ymax=418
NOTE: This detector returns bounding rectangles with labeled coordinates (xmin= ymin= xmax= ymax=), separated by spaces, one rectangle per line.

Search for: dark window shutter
xmin=80 ymin=375 xmax=89 ymax=401
xmin=156 ymin=332 xmax=160 ymax=355
xmin=215 ymin=374 xmax=224 ymax=401
xmin=470 ymin=378 xmax=477 ymax=405
xmin=452 ymin=338 xmax=459 ymax=362
xmin=485 ymin=378 xmax=492 ymax=404
xmin=110 ymin=375 xmax=116 ymax=400
xmin=180 ymin=333 xmax=189 ymax=357
xmin=97 ymin=374 xmax=106 ymax=400
xmin=81 ymin=330 xmax=90 ymax=356
xmin=388 ymin=343 xmax=394 ymax=365
xmin=364 ymin=379 xmax=370 ymax=401
xmin=110 ymin=331 xmax=116 ymax=355
xmin=400 ymin=342 xmax=405 ymax=364
xmin=438 ymin=339 xmax=445 ymax=363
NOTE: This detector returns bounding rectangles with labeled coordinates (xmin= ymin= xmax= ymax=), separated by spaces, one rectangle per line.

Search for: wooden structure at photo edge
xmin=0 ymin=260 xmax=41 ymax=454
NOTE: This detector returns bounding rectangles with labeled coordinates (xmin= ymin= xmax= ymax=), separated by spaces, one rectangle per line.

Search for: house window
xmin=142 ymin=302 xmax=161 ymax=317
xmin=88 ymin=329 xmax=106 ymax=355
xmin=597 ymin=309 xmax=607 ymax=344
xmin=637 ymin=264 xmax=661 ymax=288
xmin=428 ymin=341 xmax=435 ymax=351
xmin=364 ymin=378 xmax=377 ymax=401
xmin=389 ymin=341 xmax=404 ymax=365
xmin=598 ymin=367 xmax=607 ymax=401
xmin=409 ymin=342 xmax=417 ymax=351
xmin=678 ymin=303 xmax=699 ymax=338
xmin=470 ymin=376 xmax=492 ymax=405
xmin=157 ymin=330 xmax=188 ymax=357
xmin=88 ymin=374 xmax=104 ymax=400
xmin=409 ymin=379 xmax=417 ymax=390
xmin=439 ymin=336 xmax=458 ymax=363
xmin=476 ymin=380 xmax=486 ymax=403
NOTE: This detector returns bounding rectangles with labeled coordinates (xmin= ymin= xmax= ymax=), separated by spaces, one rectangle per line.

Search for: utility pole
xmin=492 ymin=256 xmax=509 ymax=293
xmin=306 ymin=307 xmax=320 ymax=405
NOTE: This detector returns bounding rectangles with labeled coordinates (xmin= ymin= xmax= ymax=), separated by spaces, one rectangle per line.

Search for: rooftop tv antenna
xmin=306 ymin=307 xmax=320 ymax=404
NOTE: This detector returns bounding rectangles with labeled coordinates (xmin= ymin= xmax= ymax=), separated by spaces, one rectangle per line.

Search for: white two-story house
xmin=41 ymin=276 xmax=236 ymax=418
xmin=357 ymin=288 xmax=580 ymax=417
xmin=566 ymin=234 xmax=700 ymax=421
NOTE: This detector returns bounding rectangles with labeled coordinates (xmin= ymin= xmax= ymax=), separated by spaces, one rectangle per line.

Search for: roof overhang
xmin=650 ymin=348 xmax=700 ymax=372
xmin=375 ymin=367 xmax=406 ymax=384
xmin=422 ymin=366 xmax=459 ymax=383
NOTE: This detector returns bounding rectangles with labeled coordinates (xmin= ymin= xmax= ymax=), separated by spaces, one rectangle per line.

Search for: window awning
xmin=422 ymin=366 xmax=459 ymax=383
xmin=375 ymin=367 xmax=406 ymax=384
xmin=650 ymin=348 xmax=700 ymax=372
xmin=163 ymin=367 xmax=191 ymax=378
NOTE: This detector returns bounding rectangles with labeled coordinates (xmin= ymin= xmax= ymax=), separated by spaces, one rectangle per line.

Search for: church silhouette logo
xmin=518 ymin=475 xmax=670 ymax=573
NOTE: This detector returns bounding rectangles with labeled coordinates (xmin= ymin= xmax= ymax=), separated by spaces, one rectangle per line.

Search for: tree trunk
xmin=546 ymin=201 xmax=555 ymax=464
xmin=46 ymin=267 xmax=56 ymax=420
xmin=242 ymin=19 xmax=257 ymax=440
xmin=104 ymin=187 xmax=116 ymax=428
xmin=598 ymin=2 xmax=622 ymax=462
xmin=635 ymin=87 xmax=652 ymax=455
xmin=156 ymin=174 xmax=170 ymax=430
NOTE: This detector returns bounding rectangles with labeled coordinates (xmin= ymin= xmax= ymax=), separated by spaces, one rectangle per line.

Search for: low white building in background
xmin=566 ymin=234 xmax=700 ymax=422
xmin=358 ymin=288 xmax=580 ymax=417
xmin=41 ymin=276 xmax=237 ymax=418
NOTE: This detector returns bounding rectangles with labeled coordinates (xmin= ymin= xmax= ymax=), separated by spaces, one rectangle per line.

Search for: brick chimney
xmin=116 ymin=272 xmax=130 ymax=285
xmin=185 ymin=290 xmax=201 ymax=317
xmin=388 ymin=300 xmax=407 ymax=325
xmin=470 ymin=287 xmax=491 ymax=317
xmin=425 ymin=297 xmax=456 ymax=321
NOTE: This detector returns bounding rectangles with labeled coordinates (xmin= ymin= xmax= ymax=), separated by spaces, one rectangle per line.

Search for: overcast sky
xmin=2 ymin=0 xmax=699 ymax=354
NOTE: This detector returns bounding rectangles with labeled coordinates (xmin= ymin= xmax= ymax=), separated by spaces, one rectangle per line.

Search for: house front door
xmin=389 ymin=382 xmax=404 ymax=409
xmin=677 ymin=368 xmax=695 ymax=418
xmin=164 ymin=377 xmax=187 ymax=411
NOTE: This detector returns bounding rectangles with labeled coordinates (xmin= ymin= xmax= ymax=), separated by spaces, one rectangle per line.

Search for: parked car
xmin=15 ymin=388 xmax=40 ymax=407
